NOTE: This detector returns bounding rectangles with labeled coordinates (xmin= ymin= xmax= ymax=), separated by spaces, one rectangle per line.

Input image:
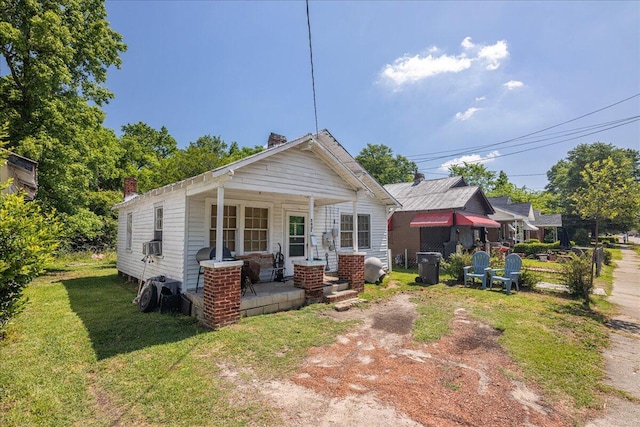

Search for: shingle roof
xmin=487 ymin=197 xmax=533 ymax=218
xmin=531 ymin=210 xmax=563 ymax=227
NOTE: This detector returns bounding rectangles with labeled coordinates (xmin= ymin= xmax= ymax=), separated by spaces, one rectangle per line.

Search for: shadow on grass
xmin=62 ymin=273 xmax=205 ymax=360
xmin=551 ymin=302 xmax=609 ymax=324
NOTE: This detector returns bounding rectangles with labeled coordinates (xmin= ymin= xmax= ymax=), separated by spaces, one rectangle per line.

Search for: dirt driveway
xmin=223 ymin=293 xmax=574 ymax=426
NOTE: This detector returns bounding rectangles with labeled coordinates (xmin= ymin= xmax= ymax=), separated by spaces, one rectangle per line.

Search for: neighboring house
xmin=113 ymin=129 xmax=400 ymax=292
xmin=487 ymin=197 xmax=538 ymax=244
xmin=530 ymin=210 xmax=563 ymax=242
xmin=0 ymin=151 xmax=38 ymax=200
xmin=385 ymin=175 xmax=499 ymax=261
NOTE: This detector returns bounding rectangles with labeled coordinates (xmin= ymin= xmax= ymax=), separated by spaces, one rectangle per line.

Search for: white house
xmin=113 ymin=129 xmax=400 ymax=294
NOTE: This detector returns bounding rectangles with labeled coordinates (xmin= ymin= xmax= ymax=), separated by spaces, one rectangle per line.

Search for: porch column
xmin=200 ymin=260 xmax=244 ymax=329
xmin=338 ymin=252 xmax=365 ymax=294
xmin=308 ymin=195 xmax=315 ymax=260
xmin=293 ymin=260 xmax=325 ymax=304
xmin=215 ymin=186 xmax=224 ymax=261
xmin=352 ymin=199 xmax=358 ymax=253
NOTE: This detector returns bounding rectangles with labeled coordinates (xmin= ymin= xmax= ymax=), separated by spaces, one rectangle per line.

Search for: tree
xmin=546 ymin=142 xmax=640 ymax=232
xmin=448 ymin=162 xmax=496 ymax=193
xmin=0 ymin=0 xmax=126 ymax=250
xmin=355 ymin=144 xmax=417 ymax=185
xmin=572 ymin=156 xmax=640 ymax=307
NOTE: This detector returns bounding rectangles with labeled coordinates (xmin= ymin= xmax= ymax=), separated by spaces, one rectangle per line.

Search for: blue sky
xmin=103 ymin=1 xmax=639 ymax=190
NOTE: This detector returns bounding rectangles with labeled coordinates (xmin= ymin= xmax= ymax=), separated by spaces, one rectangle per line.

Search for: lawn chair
xmin=489 ymin=253 xmax=522 ymax=295
xmin=463 ymin=251 xmax=491 ymax=289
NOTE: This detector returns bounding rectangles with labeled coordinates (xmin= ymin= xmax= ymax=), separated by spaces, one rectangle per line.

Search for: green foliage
xmin=448 ymin=162 xmax=496 ymax=193
xmin=603 ymin=249 xmax=612 ymax=266
xmin=512 ymin=241 xmax=560 ymax=257
xmin=573 ymin=229 xmax=590 ymax=246
xmin=355 ymin=143 xmax=417 ymax=185
xmin=543 ymin=231 xmax=556 ymax=243
xmin=441 ymin=252 xmax=472 ymax=282
xmin=0 ymin=192 xmax=61 ymax=333
xmin=517 ymin=268 xmax=540 ymax=288
xmin=560 ymin=254 xmax=593 ymax=306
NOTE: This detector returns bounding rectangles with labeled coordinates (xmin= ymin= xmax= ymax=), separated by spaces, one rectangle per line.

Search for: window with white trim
xmin=126 ymin=212 xmax=132 ymax=250
xmin=154 ymin=206 xmax=163 ymax=242
xmin=244 ymin=207 xmax=268 ymax=252
xmin=210 ymin=205 xmax=237 ymax=251
xmin=340 ymin=213 xmax=371 ymax=249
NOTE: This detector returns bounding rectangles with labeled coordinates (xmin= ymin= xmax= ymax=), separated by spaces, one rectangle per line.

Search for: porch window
xmin=340 ymin=214 xmax=371 ymax=249
xmin=244 ymin=207 xmax=268 ymax=252
xmin=126 ymin=212 xmax=132 ymax=250
xmin=210 ymin=205 xmax=237 ymax=251
xmin=154 ymin=206 xmax=163 ymax=242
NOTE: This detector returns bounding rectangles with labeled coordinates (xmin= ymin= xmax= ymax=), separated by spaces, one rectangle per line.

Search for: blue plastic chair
xmin=489 ymin=253 xmax=523 ymax=295
xmin=463 ymin=251 xmax=491 ymax=289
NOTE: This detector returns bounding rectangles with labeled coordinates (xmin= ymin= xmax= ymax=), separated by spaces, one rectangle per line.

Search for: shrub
xmin=0 ymin=192 xmax=61 ymax=336
xmin=603 ymin=249 xmax=612 ymax=266
xmin=573 ymin=229 xmax=590 ymax=246
xmin=512 ymin=241 xmax=560 ymax=257
xmin=518 ymin=269 xmax=540 ymax=289
xmin=528 ymin=238 xmax=540 ymax=243
xmin=441 ymin=253 xmax=472 ymax=282
xmin=559 ymin=253 xmax=592 ymax=307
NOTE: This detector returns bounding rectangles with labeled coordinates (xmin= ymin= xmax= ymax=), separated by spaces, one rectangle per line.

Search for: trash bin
xmin=415 ymin=252 xmax=442 ymax=284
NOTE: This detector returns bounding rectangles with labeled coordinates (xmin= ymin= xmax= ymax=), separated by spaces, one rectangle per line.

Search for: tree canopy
xmin=355 ymin=143 xmax=417 ymax=185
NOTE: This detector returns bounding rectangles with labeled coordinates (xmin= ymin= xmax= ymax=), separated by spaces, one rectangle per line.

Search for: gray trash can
xmin=416 ymin=252 xmax=442 ymax=284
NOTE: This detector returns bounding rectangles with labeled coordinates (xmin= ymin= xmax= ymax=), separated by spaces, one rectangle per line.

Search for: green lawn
xmin=0 ymin=253 xmax=624 ymax=425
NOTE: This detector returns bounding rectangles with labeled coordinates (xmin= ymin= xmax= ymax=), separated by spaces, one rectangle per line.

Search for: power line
xmin=306 ymin=0 xmax=319 ymax=136
xmin=407 ymin=93 xmax=640 ymax=162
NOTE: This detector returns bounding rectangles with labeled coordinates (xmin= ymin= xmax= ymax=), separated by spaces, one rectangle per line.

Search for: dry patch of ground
xmin=221 ymin=293 xmax=573 ymax=426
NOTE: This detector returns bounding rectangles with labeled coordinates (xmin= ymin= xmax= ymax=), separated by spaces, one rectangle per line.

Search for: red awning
xmin=455 ymin=212 xmax=501 ymax=228
xmin=410 ymin=212 xmax=454 ymax=228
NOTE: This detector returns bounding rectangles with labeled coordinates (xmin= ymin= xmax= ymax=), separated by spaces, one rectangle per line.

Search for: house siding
xmin=388 ymin=211 xmax=421 ymax=264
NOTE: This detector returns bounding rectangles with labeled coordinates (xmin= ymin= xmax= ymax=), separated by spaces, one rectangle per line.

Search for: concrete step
xmin=324 ymin=289 xmax=358 ymax=304
xmin=334 ymin=297 xmax=366 ymax=312
xmin=323 ymin=282 xmax=350 ymax=295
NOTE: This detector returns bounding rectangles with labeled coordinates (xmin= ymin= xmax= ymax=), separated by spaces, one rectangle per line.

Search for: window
xmin=244 ymin=207 xmax=268 ymax=252
xmin=126 ymin=212 xmax=132 ymax=250
xmin=340 ymin=214 xmax=371 ymax=249
xmin=340 ymin=214 xmax=353 ymax=247
xmin=357 ymin=214 xmax=371 ymax=249
xmin=210 ymin=205 xmax=237 ymax=251
xmin=154 ymin=206 xmax=163 ymax=241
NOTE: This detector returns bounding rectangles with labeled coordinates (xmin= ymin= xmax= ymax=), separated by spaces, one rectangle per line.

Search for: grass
xmin=0 ymin=252 xmax=625 ymax=425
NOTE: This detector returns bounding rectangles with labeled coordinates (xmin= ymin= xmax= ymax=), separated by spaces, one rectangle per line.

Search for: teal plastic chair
xmin=489 ymin=253 xmax=523 ymax=295
xmin=463 ymin=251 xmax=491 ymax=289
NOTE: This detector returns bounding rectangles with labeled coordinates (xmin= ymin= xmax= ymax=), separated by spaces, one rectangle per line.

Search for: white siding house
xmin=113 ymin=130 xmax=400 ymax=292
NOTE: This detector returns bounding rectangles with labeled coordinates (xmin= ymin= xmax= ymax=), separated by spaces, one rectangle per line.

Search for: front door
xmin=285 ymin=213 xmax=307 ymax=274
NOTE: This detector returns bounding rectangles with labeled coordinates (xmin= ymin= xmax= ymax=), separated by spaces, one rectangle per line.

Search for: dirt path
xmin=225 ymin=293 xmax=571 ymax=426
xmin=586 ymin=247 xmax=640 ymax=427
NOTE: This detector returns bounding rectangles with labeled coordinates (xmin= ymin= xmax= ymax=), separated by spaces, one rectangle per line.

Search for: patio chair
xmin=489 ymin=253 xmax=522 ymax=295
xmin=463 ymin=251 xmax=491 ymax=289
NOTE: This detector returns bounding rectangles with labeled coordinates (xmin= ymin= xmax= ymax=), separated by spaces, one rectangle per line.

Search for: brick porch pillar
xmin=338 ymin=252 xmax=365 ymax=294
xmin=293 ymin=260 xmax=326 ymax=304
xmin=201 ymin=260 xmax=244 ymax=329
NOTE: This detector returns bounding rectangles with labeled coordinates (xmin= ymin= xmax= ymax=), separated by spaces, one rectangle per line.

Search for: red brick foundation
xmin=202 ymin=261 xmax=243 ymax=329
xmin=338 ymin=253 xmax=365 ymax=294
xmin=293 ymin=261 xmax=325 ymax=304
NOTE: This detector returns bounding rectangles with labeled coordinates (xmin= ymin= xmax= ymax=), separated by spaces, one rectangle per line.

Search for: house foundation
xmin=201 ymin=260 xmax=243 ymax=329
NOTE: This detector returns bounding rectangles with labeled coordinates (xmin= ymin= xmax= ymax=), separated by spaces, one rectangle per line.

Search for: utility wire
xmin=407 ymin=93 xmax=640 ymax=161
xmin=306 ymin=0 xmax=319 ymax=136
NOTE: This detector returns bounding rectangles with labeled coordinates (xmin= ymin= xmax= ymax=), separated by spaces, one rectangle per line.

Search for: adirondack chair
xmin=489 ymin=253 xmax=523 ymax=295
xmin=463 ymin=251 xmax=491 ymax=289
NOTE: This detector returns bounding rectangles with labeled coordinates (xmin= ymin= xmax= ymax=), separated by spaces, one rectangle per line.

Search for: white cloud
xmin=477 ymin=40 xmax=509 ymax=70
xmin=380 ymin=53 xmax=472 ymax=85
xmin=455 ymin=107 xmax=482 ymax=121
xmin=504 ymin=80 xmax=524 ymax=90
xmin=439 ymin=150 xmax=501 ymax=171
xmin=475 ymin=96 xmax=486 ymax=101
xmin=380 ymin=37 xmax=510 ymax=87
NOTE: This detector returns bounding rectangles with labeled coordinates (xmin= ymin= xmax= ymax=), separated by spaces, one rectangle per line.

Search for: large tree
xmin=572 ymin=156 xmax=640 ymax=306
xmin=355 ymin=143 xmax=417 ymax=185
xmin=0 ymin=0 xmax=126 ymax=249
xmin=448 ymin=162 xmax=496 ymax=193
xmin=547 ymin=142 xmax=640 ymax=232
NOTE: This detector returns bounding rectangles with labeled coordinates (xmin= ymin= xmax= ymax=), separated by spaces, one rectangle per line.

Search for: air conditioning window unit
xmin=143 ymin=240 xmax=162 ymax=255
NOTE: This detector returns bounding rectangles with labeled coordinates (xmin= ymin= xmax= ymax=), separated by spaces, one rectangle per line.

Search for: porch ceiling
xmin=191 ymin=187 xmax=354 ymax=207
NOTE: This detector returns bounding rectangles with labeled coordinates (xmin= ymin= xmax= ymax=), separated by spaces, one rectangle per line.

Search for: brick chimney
xmin=267 ymin=132 xmax=287 ymax=148
xmin=123 ymin=177 xmax=138 ymax=199
xmin=413 ymin=172 xmax=425 ymax=186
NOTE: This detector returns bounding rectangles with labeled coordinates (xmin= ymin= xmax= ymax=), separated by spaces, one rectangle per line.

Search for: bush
xmin=0 ymin=192 xmax=61 ymax=336
xmin=559 ymin=253 xmax=592 ymax=306
xmin=573 ymin=229 xmax=590 ymax=246
xmin=512 ymin=241 xmax=561 ymax=257
xmin=441 ymin=253 xmax=472 ymax=282
xmin=603 ymin=249 xmax=612 ymax=266
xmin=518 ymin=268 xmax=540 ymax=289
xmin=528 ymin=238 xmax=540 ymax=243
